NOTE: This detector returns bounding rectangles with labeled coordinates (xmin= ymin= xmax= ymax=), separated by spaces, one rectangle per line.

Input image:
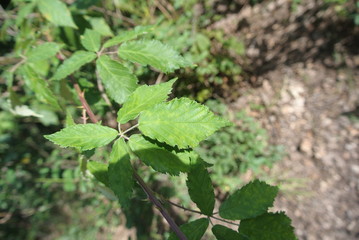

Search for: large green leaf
xmin=108 ymin=139 xmax=134 ymax=208
xmin=212 ymin=225 xmax=245 ymax=240
xmin=103 ymin=25 xmax=154 ymax=48
xmin=52 ymin=51 xmax=97 ymax=80
xmin=238 ymin=212 xmax=297 ymax=240
xmin=80 ymin=29 xmax=101 ymax=52
xmin=96 ymin=55 xmax=138 ymax=104
xmin=138 ymin=98 xmax=231 ymax=148
xmin=25 ymin=42 xmax=61 ymax=63
xmin=37 ymin=0 xmax=77 ymax=28
xmin=128 ymin=134 xmax=200 ymax=175
xmin=118 ymin=40 xmax=192 ymax=73
xmin=117 ymin=79 xmax=176 ymax=124
xmin=44 ymin=124 xmax=118 ymax=150
xmin=20 ymin=66 xmax=60 ymax=110
xmin=87 ymin=161 xmax=109 ymax=187
xmin=168 ymin=218 xmax=209 ymax=240
xmin=186 ymin=164 xmax=215 ymax=215
xmin=219 ymin=180 xmax=278 ymax=220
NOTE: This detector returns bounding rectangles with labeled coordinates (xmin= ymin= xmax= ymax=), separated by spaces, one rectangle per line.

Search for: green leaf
xmin=138 ymin=98 xmax=231 ymax=148
xmin=20 ymin=66 xmax=61 ymax=110
xmin=186 ymin=164 xmax=215 ymax=215
xmin=87 ymin=161 xmax=109 ymax=187
xmin=238 ymin=212 xmax=297 ymax=240
xmin=87 ymin=17 xmax=113 ymax=36
xmin=52 ymin=51 xmax=97 ymax=80
xmin=65 ymin=109 xmax=75 ymax=127
xmin=212 ymin=225 xmax=244 ymax=240
xmin=117 ymin=79 xmax=176 ymax=124
xmin=103 ymin=25 xmax=154 ymax=48
xmin=219 ymin=180 xmax=279 ymax=220
xmin=81 ymin=29 xmax=101 ymax=52
xmin=44 ymin=124 xmax=118 ymax=150
xmin=96 ymin=55 xmax=138 ymax=104
xmin=25 ymin=42 xmax=61 ymax=63
xmin=118 ymin=40 xmax=192 ymax=73
xmin=128 ymin=134 xmax=200 ymax=175
xmin=108 ymin=138 xmax=134 ymax=208
xmin=37 ymin=0 xmax=77 ymax=28
xmin=168 ymin=218 xmax=209 ymax=240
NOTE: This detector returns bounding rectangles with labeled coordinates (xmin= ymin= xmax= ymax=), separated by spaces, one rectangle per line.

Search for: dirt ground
xmin=213 ymin=0 xmax=359 ymax=239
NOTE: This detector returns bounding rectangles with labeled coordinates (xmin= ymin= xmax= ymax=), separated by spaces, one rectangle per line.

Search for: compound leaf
xmin=212 ymin=225 xmax=244 ymax=240
xmin=96 ymin=55 xmax=138 ymax=104
xmin=81 ymin=29 xmax=101 ymax=52
xmin=168 ymin=218 xmax=209 ymax=240
xmin=238 ymin=212 xmax=297 ymax=240
xmin=20 ymin=66 xmax=60 ymax=110
xmin=103 ymin=25 xmax=154 ymax=48
xmin=219 ymin=180 xmax=278 ymax=220
xmin=25 ymin=42 xmax=61 ymax=63
xmin=52 ymin=51 xmax=96 ymax=80
xmin=108 ymin=138 xmax=134 ymax=208
xmin=186 ymin=164 xmax=215 ymax=215
xmin=138 ymin=98 xmax=231 ymax=148
xmin=117 ymin=78 xmax=176 ymax=124
xmin=128 ymin=134 xmax=200 ymax=175
xmin=44 ymin=124 xmax=118 ymax=150
xmin=37 ymin=0 xmax=77 ymax=28
xmin=87 ymin=161 xmax=109 ymax=187
xmin=118 ymin=40 xmax=192 ymax=73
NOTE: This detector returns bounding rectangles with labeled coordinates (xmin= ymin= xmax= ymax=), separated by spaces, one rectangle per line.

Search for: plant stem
xmin=133 ymin=171 xmax=188 ymax=240
xmin=72 ymin=80 xmax=98 ymax=124
xmin=122 ymin=123 xmax=139 ymax=135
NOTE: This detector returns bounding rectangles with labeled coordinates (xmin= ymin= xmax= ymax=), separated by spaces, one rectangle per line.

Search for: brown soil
xmin=213 ymin=0 xmax=359 ymax=239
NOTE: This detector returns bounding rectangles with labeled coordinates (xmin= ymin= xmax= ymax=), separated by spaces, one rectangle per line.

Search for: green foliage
xmin=80 ymin=29 xmax=101 ymax=52
xmin=168 ymin=218 xmax=209 ymax=240
xmin=37 ymin=0 xmax=77 ymax=28
xmin=212 ymin=225 xmax=244 ymax=240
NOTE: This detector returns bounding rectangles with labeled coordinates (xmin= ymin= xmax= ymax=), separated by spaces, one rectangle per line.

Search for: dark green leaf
xmin=212 ymin=225 xmax=244 ymax=240
xmin=168 ymin=218 xmax=209 ymax=240
xmin=87 ymin=161 xmax=109 ymax=187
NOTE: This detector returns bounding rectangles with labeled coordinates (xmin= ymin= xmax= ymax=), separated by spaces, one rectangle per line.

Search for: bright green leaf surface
xmin=117 ymin=79 xmax=176 ymax=124
xmin=108 ymin=139 xmax=134 ymax=208
xmin=44 ymin=124 xmax=118 ymax=150
xmin=37 ymin=0 xmax=77 ymax=28
xmin=87 ymin=161 xmax=109 ymax=187
xmin=219 ymin=180 xmax=278 ymax=220
xmin=168 ymin=218 xmax=209 ymax=240
xmin=138 ymin=98 xmax=231 ymax=148
xmin=81 ymin=29 xmax=101 ymax=52
xmin=87 ymin=17 xmax=113 ymax=36
xmin=103 ymin=25 xmax=154 ymax=48
xmin=186 ymin=164 xmax=215 ymax=215
xmin=238 ymin=212 xmax=297 ymax=240
xmin=25 ymin=42 xmax=61 ymax=62
xmin=118 ymin=40 xmax=192 ymax=73
xmin=21 ymin=66 xmax=60 ymax=110
xmin=212 ymin=225 xmax=244 ymax=240
xmin=65 ymin=109 xmax=75 ymax=127
xmin=128 ymin=134 xmax=199 ymax=175
xmin=96 ymin=55 xmax=138 ymax=104
xmin=52 ymin=51 xmax=96 ymax=80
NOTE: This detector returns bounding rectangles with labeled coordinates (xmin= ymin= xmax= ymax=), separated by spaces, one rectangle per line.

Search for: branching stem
xmin=122 ymin=123 xmax=139 ymax=135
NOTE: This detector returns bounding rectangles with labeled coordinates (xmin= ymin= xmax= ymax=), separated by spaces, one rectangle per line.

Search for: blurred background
xmin=0 ymin=0 xmax=358 ymax=239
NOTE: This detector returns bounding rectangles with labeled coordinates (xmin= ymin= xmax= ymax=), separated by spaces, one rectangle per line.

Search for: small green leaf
xmin=52 ymin=51 xmax=97 ymax=80
xmin=108 ymin=138 xmax=134 ymax=208
xmin=103 ymin=25 xmax=154 ymax=48
xmin=238 ymin=212 xmax=297 ymax=240
xmin=25 ymin=42 xmax=61 ymax=63
xmin=80 ymin=29 xmax=101 ymax=52
xmin=37 ymin=0 xmax=77 ymax=28
xmin=219 ymin=180 xmax=279 ymax=220
xmin=65 ymin=109 xmax=75 ymax=127
xmin=186 ymin=164 xmax=215 ymax=215
xmin=118 ymin=40 xmax=192 ymax=73
xmin=96 ymin=55 xmax=138 ymax=104
xmin=168 ymin=218 xmax=209 ymax=240
xmin=138 ymin=98 xmax=231 ymax=148
xmin=44 ymin=124 xmax=118 ymax=150
xmin=87 ymin=161 xmax=109 ymax=187
xmin=212 ymin=225 xmax=244 ymax=240
xmin=87 ymin=17 xmax=113 ymax=36
xmin=117 ymin=79 xmax=176 ymax=124
xmin=20 ymin=66 xmax=61 ymax=110
xmin=128 ymin=134 xmax=200 ymax=175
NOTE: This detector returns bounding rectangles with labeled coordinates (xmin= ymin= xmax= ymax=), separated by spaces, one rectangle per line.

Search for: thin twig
xmin=122 ymin=123 xmax=139 ymax=135
xmin=72 ymin=80 xmax=98 ymax=123
xmin=155 ymin=72 xmax=164 ymax=84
